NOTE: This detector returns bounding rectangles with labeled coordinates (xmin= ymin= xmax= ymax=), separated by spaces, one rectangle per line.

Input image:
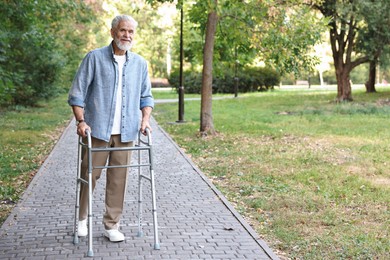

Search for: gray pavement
xmin=0 ymin=118 xmax=278 ymax=259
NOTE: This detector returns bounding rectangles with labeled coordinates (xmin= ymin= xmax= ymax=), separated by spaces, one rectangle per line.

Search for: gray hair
xmin=111 ymin=15 xmax=138 ymax=30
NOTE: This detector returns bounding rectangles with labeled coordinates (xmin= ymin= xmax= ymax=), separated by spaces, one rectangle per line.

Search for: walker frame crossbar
xmin=72 ymin=129 xmax=160 ymax=257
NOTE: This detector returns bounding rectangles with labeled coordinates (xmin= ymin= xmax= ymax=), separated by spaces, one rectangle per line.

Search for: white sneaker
xmin=104 ymin=229 xmax=125 ymax=242
xmin=78 ymin=219 xmax=88 ymax=237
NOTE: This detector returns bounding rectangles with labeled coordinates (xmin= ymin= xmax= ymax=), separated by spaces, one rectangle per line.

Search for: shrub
xmin=239 ymin=66 xmax=281 ymax=92
xmin=169 ymin=66 xmax=281 ymax=94
xmin=169 ymin=69 xmax=203 ymax=94
xmin=0 ymin=1 xmax=94 ymax=108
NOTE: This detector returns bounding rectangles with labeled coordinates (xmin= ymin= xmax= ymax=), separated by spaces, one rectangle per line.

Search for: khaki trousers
xmin=79 ymin=135 xmax=133 ymax=230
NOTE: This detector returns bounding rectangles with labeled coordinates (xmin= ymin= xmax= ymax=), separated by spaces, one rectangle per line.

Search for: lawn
xmin=0 ymin=94 xmax=73 ymax=224
xmin=1 ymin=87 xmax=389 ymax=259
xmin=152 ymin=87 xmax=390 ymax=259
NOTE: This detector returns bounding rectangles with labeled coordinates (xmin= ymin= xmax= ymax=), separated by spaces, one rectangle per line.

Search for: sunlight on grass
xmin=1 ymin=87 xmax=389 ymax=259
xmin=0 ymin=94 xmax=72 ymax=223
xmin=153 ymin=88 xmax=390 ymax=259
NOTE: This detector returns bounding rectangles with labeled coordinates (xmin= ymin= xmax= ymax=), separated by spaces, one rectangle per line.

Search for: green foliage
xmin=258 ymin=4 xmax=328 ymax=76
xmin=109 ymin=1 xmax=179 ymax=78
xmin=0 ymin=0 xmax=95 ymax=107
xmin=186 ymin=0 xmax=259 ymax=77
xmin=169 ymin=69 xmax=202 ymax=94
xmin=355 ymin=0 xmax=390 ymax=56
xmin=183 ymin=0 xmax=328 ymax=78
xmin=169 ymin=66 xmax=280 ymax=94
xmin=0 ymin=68 xmax=16 ymax=106
xmin=239 ymin=66 xmax=281 ymax=92
xmin=314 ymin=0 xmax=390 ymax=98
xmin=134 ymin=7 xmax=175 ymax=78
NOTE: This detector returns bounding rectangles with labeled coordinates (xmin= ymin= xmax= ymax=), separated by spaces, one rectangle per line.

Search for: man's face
xmin=111 ymin=20 xmax=136 ymax=51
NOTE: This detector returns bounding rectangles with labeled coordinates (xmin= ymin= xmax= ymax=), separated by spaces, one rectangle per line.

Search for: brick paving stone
xmin=0 ymin=117 xmax=279 ymax=259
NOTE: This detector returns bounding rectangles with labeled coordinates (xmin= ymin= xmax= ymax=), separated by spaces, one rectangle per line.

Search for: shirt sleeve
xmin=68 ymin=52 xmax=95 ymax=108
xmin=139 ymin=61 xmax=154 ymax=110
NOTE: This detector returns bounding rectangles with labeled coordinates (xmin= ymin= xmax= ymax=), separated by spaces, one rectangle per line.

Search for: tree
xmin=146 ymin=0 xmax=219 ymax=134
xmin=109 ymin=0 xmax=177 ymax=78
xmin=355 ymin=0 xmax=390 ymax=93
xmin=251 ymin=1 xmax=327 ymax=77
xmin=314 ymin=0 xmax=364 ymax=101
xmin=313 ymin=0 xmax=390 ymax=101
xmin=200 ymin=0 xmax=218 ymax=135
xmin=0 ymin=0 xmax=95 ymax=107
xmin=147 ymin=0 xmax=327 ymax=134
xmin=189 ymin=0 xmax=327 ymax=134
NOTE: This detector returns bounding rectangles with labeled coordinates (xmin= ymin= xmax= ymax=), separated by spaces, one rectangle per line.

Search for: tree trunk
xmin=316 ymin=1 xmax=367 ymax=102
xmin=330 ymin=27 xmax=353 ymax=102
xmin=200 ymin=1 xmax=218 ymax=136
xmin=335 ymin=66 xmax=353 ymax=102
xmin=365 ymin=59 xmax=377 ymax=93
xmin=319 ymin=70 xmax=324 ymax=86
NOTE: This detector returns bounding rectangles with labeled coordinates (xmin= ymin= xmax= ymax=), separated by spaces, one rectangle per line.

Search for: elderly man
xmin=68 ymin=15 xmax=154 ymax=242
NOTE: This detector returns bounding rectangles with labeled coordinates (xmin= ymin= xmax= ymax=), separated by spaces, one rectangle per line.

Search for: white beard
xmin=114 ymin=38 xmax=133 ymax=51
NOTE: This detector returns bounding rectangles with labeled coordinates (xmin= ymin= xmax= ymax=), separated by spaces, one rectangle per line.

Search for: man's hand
xmin=72 ymin=105 xmax=91 ymax=137
xmin=140 ymin=106 xmax=153 ymax=135
xmin=77 ymin=122 xmax=91 ymax=138
xmin=140 ymin=119 xmax=152 ymax=136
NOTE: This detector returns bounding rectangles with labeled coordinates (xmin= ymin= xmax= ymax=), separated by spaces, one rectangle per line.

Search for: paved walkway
xmin=0 ymin=118 xmax=278 ymax=259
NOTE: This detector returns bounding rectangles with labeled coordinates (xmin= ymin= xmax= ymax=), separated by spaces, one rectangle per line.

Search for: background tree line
xmin=0 ymin=0 xmax=100 ymax=107
xmin=1 ymin=0 xmax=390 ymax=121
xmin=158 ymin=0 xmax=390 ymax=133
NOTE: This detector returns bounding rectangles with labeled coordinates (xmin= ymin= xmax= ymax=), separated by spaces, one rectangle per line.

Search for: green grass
xmin=1 ymin=88 xmax=389 ymax=259
xmin=0 ymin=94 xmax=73 ymax=224
xmin=152 ymin=87 xmax=201 ymax=99
xmin=153 ymin=88 xmax=390 ymax=259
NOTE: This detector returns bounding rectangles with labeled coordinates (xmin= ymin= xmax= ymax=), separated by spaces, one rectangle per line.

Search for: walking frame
xmin=72 ymin=128 xmax=160 ymax=257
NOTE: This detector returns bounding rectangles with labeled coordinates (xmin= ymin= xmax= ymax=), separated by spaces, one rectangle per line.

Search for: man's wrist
xmin=76 ymin=119 xmax=85 ymax=126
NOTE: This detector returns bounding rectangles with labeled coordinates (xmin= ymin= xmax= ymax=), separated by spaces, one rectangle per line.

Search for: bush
xmin=0 ymin=65 xmax=17 ymax=107
xmin=169 ymin=66 xmax=281 ymax=94
xmin=168 ymin=70 xmax=203 ymax=94
xmin=239 ymin=67 xmax=281 ymax=92
xmin=0 ymin=1 xmax=94 ymax=108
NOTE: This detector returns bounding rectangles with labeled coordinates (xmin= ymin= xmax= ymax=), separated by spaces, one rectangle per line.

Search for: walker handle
xmin=85 ymin=129 xmax=92 ymax=148
xmin=139 ymin=127 xmax=152 ymax=145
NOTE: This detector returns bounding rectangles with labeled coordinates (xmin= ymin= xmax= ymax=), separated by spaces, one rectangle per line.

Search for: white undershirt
xmin=111 ymin=55 xmax=126 ymax=135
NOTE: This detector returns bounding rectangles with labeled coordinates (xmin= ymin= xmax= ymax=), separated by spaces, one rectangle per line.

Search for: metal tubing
xmin=147 ymin=131 xmax=160 ymax=250
xmin=73 ymin=136 xmax=83 ymax=245
xmin=150 ymin=168 xmax=160 ymax=249
xmin=74 ymin=128 xmax=158 ymax=256
xmin=93 ymin=163 xmax=151 ymax=170
xmin=90 ymin=146 xmax=149 ymax=152
xmin=137 ymin=134 xmax=144 ymax=237
xmin=86 ymin=130 xmax=94 ymax=257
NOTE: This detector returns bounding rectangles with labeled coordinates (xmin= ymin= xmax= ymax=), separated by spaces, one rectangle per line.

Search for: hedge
xmin=169 ymin=66 xmax=281 ymax=94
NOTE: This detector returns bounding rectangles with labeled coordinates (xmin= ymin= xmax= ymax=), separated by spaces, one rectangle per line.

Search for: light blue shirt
xmin=68 ymin=43 xmax=154 ymax=142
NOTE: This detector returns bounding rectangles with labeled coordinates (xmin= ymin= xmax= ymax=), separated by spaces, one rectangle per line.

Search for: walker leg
xmin=150 ymin=168 xmax=160 ymax=250
xmin=137 ymin=170 xmax=144 ymax=237
xmin=87 ymin=143 xmax=94 ymax=257
xmin=147 ymin=139 xmax=160 ymax=250
xmin=137 ymin=142 xmax=144 ymax=237
xmin=73 ymin=137 xmax=83 ymax=244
